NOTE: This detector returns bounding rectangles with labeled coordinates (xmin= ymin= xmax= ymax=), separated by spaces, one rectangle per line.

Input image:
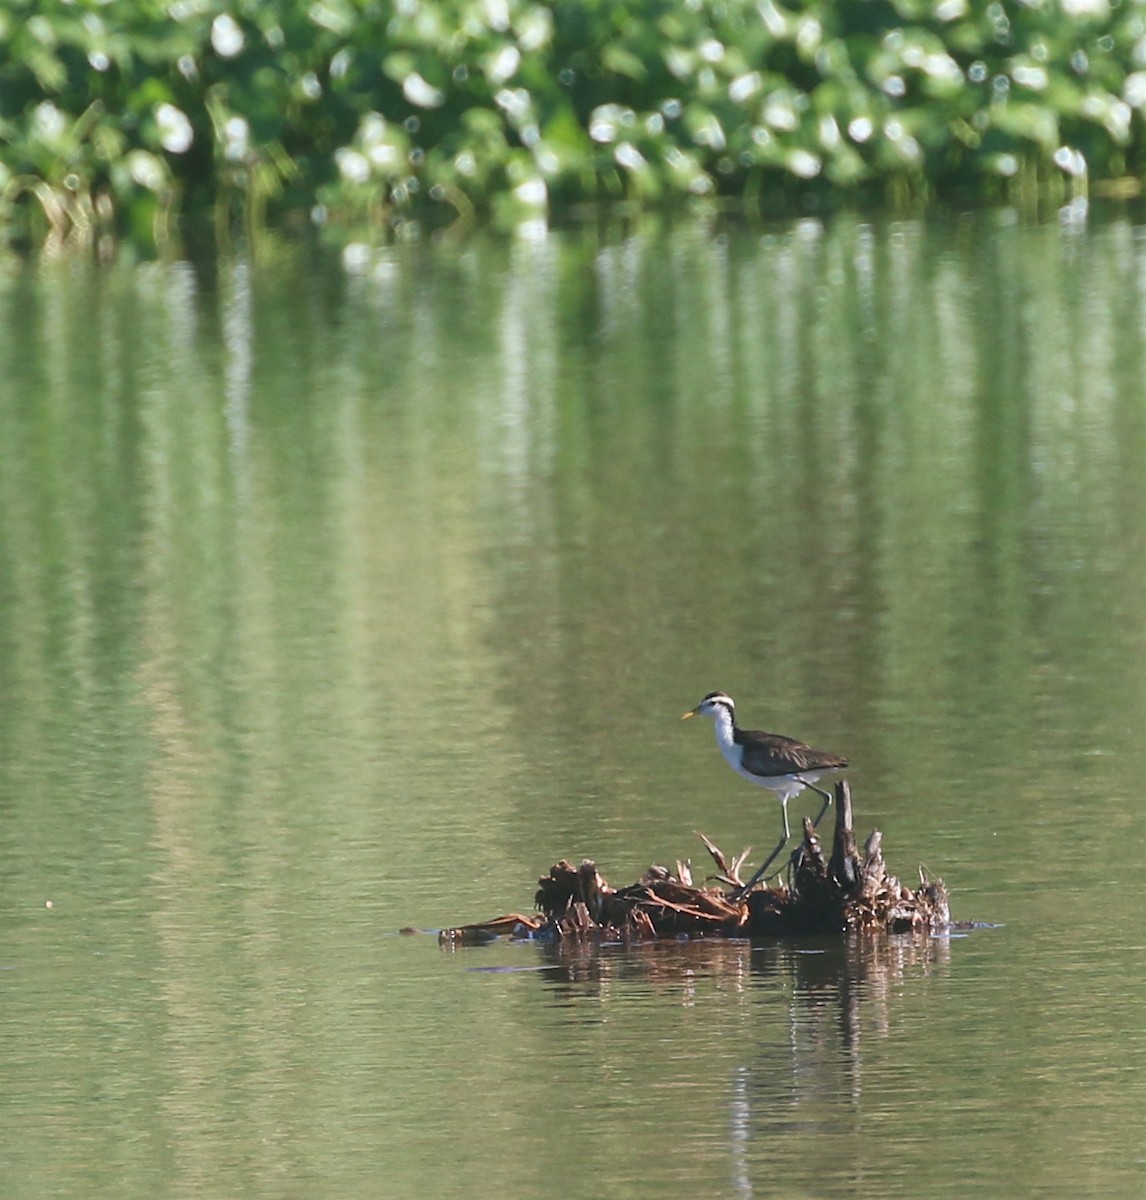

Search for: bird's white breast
xmin=710 ymin=706 xmax=815 ymax=800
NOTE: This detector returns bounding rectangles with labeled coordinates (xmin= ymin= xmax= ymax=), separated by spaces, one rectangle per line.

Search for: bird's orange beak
xmin=680 ymin=709 xmax=697 ymax=721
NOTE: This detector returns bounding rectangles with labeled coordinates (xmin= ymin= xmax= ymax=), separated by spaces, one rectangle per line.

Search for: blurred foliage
xmin=2 ymin=0 xmax=1146 ymax=248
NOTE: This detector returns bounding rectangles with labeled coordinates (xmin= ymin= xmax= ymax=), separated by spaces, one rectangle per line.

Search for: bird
xmin=681 ymin=691 xmax=847 ymax=898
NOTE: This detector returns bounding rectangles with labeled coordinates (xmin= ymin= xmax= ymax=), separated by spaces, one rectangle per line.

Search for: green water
xmin=2 ymin=216 xmax=1145 ymax=1199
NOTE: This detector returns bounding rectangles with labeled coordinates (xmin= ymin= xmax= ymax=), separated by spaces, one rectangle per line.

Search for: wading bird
xmin=681 ymin=691 xmax=847 ymax=898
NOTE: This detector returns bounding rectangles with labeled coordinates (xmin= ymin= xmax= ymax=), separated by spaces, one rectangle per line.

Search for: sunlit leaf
xmin=602 ymin=43 xmax=647 ymax=81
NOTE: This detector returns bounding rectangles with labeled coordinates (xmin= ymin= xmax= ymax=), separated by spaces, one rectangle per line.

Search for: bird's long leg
xmin=802 ymin=779 xmax=833 ymax=828
xmin=731 ymin=797 xmax=791 ymax=901
xmin=731 ymin=835 xmax=787 ymax=900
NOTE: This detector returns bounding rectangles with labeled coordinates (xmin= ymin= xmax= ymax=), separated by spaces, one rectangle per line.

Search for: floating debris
xmin=440 ymin=781 xmax=949 ymax=944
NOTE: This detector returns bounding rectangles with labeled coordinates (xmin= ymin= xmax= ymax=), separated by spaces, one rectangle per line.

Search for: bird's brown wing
xmin=735 ymin=729 xmax=848 ymax=778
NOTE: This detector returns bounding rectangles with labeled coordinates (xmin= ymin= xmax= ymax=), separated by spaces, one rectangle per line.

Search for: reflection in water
xmin=532 ymin=938 xmax=949 ymax=1114
xmin=517 ymin=931 xmax=954 ymax=1198
xmin=2 ymin=217 xmax=1146 ymax=1200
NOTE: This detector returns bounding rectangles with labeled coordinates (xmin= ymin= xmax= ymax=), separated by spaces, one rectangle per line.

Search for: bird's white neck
xmin=709 ymin=705 xmax=740 ymax=767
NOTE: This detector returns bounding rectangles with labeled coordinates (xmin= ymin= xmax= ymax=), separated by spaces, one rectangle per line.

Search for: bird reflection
xmin=527 ymin=931 xmax=953 ymax=1195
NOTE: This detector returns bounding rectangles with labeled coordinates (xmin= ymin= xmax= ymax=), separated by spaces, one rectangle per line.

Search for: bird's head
xmin=681 ymin=691 xmax=736 ymax=722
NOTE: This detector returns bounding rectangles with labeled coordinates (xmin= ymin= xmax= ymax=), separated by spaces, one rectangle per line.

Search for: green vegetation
xmin=2 ymin=0 xmax=1145 ymax=248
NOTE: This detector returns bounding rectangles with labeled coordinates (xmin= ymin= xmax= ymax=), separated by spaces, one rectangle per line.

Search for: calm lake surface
xmin=2 ymin=213 xmax=1146 ymax=1199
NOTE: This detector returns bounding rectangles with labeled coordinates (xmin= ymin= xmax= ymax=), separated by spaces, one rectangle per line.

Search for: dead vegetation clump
xmin=440 ymin=782 xmax=949 ymax=945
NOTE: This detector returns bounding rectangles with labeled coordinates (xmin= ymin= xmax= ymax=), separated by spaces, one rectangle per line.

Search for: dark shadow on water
xmin=521 ymin=927 xmax=956 ymax=992
xmin=521 ymin=931 xmax=963 ymax=1193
